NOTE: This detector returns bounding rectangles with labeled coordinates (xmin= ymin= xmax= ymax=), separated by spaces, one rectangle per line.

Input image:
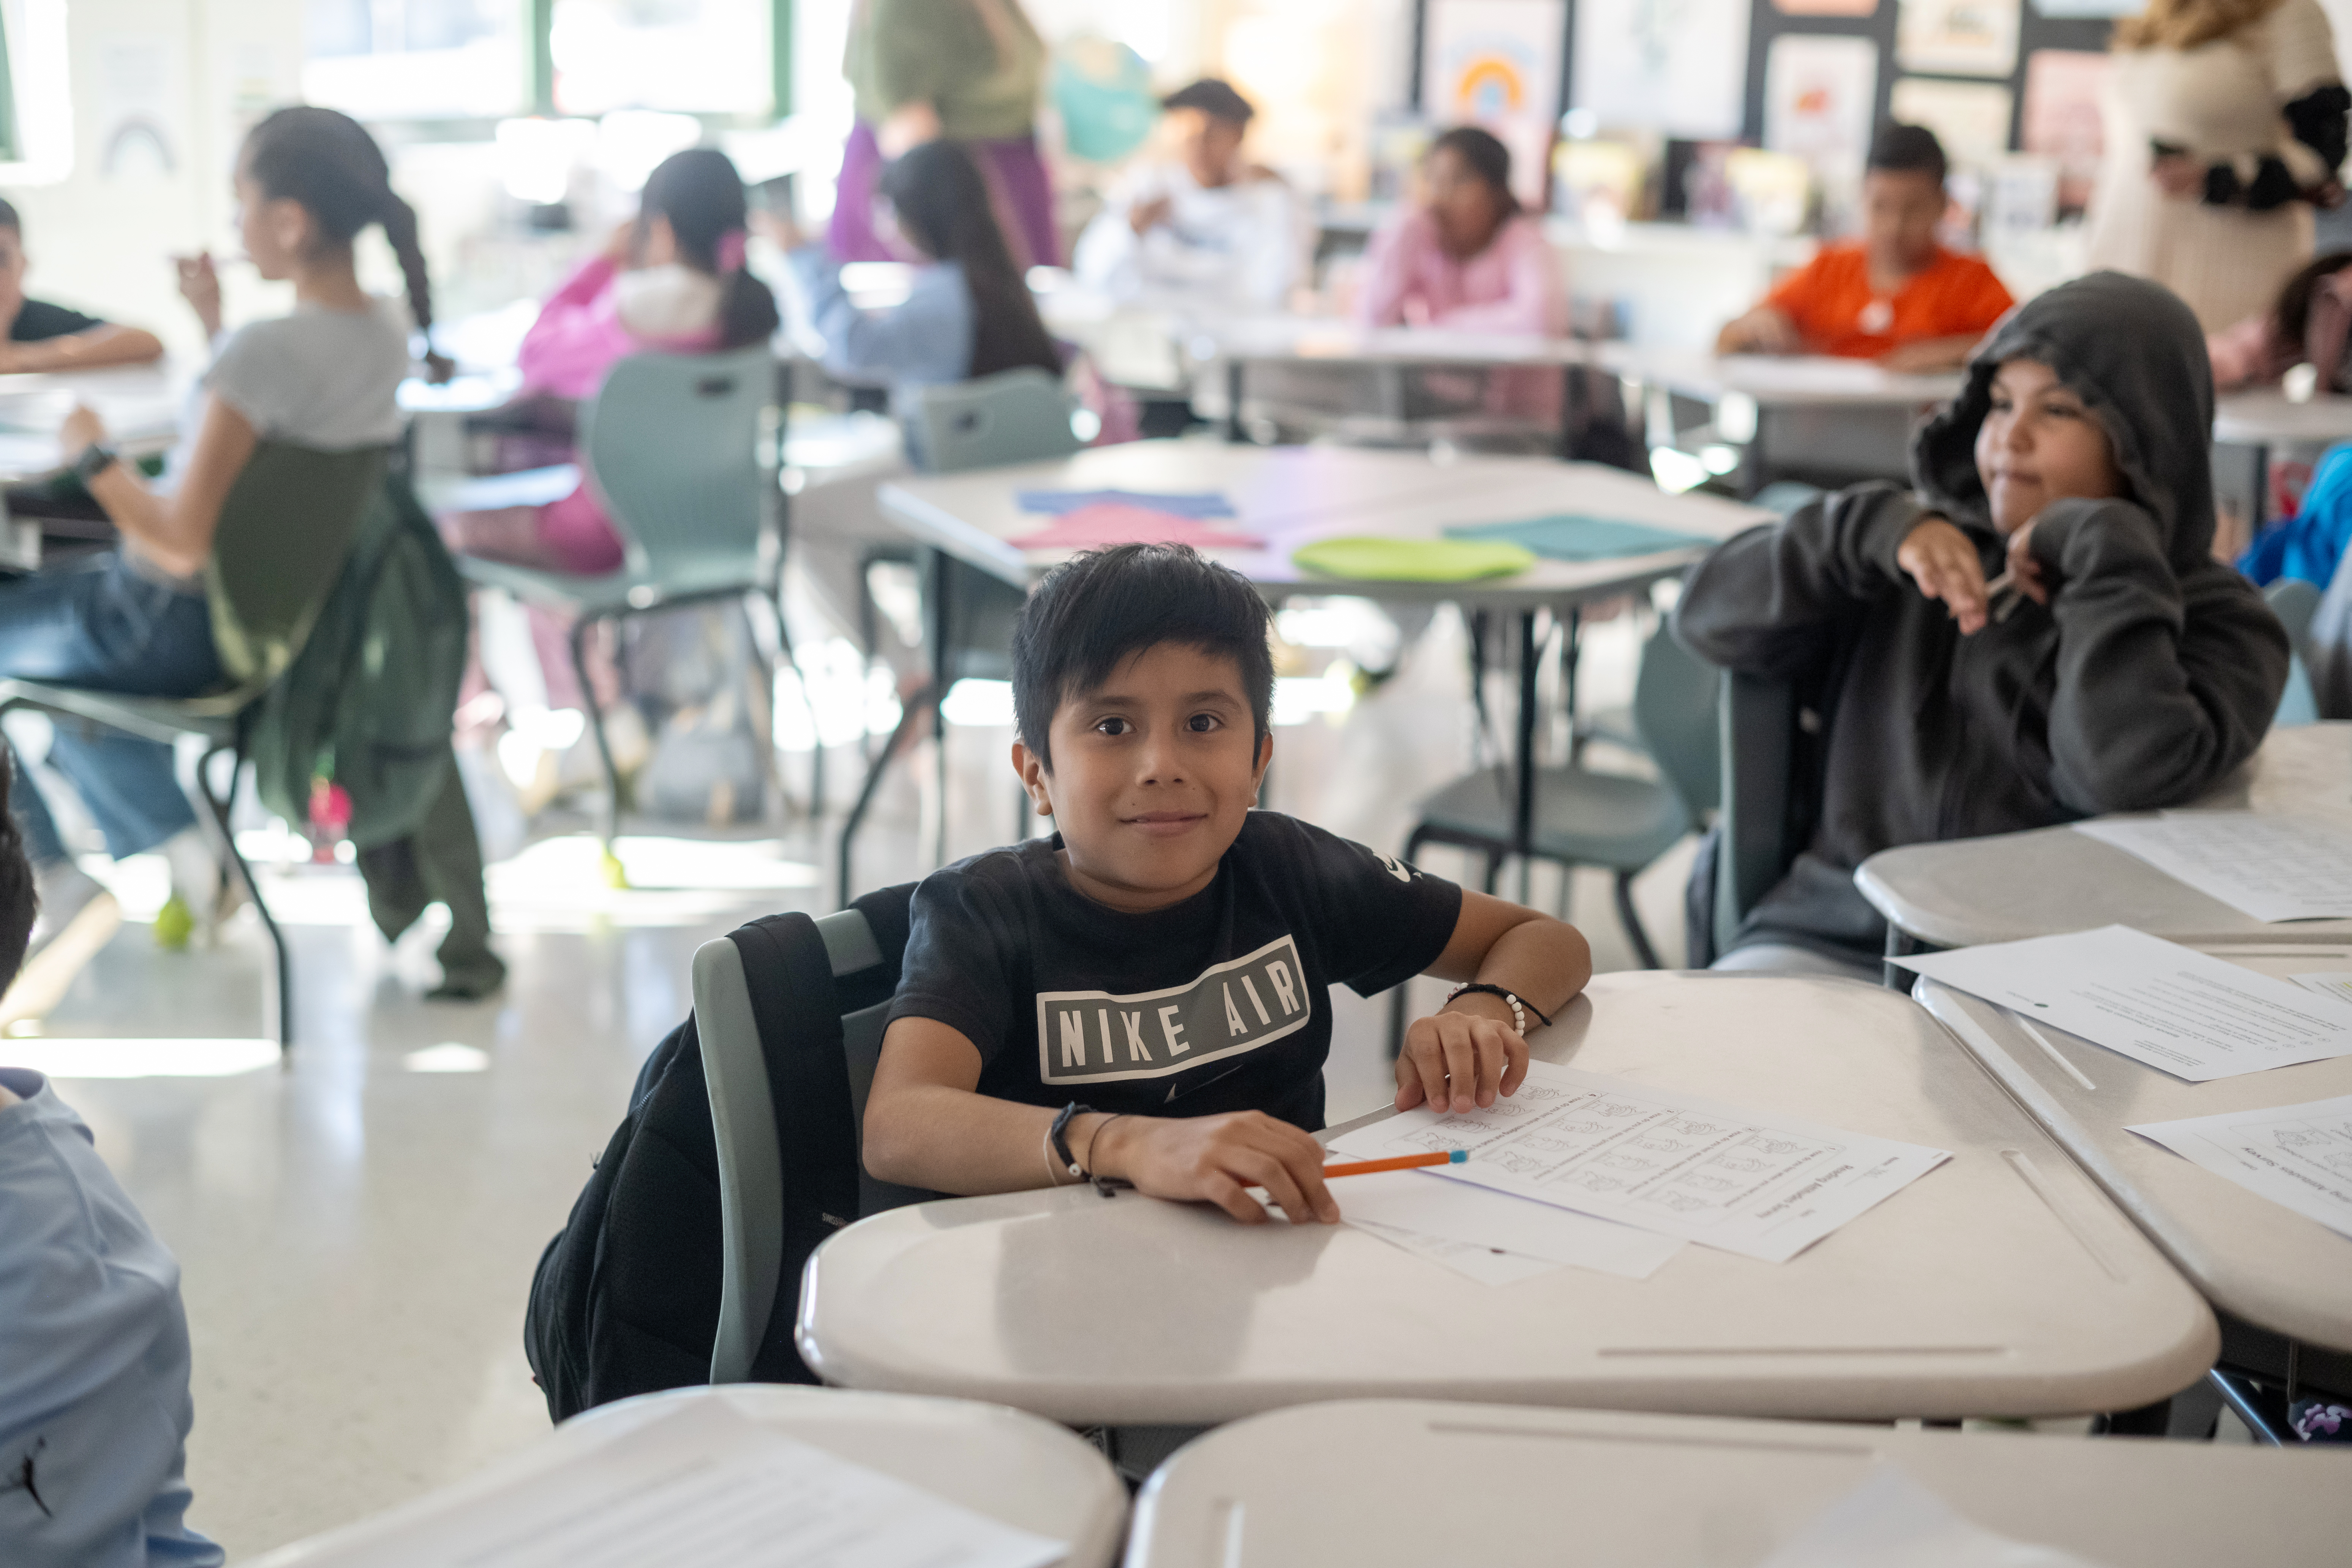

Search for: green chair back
xmin=205 ymin=442 xmax=390 ymax=689
xmin=914 ymin=368 xmax=1083 ymax=474
xmin=579 ymin=346 xmax=775 ymax=580
xmin=1632 ymin=621 xmax=1721 ymax=821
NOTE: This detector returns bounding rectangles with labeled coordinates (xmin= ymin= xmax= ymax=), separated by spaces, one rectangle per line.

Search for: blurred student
xmin=1355 ymin=126 xmax=1566 ymax=425
xmin=0 ymin=749 xmax=222 ymax=1568
xmin=0 ymin=201 xmax=164 ymax=371
xmin=1717 ymin=124 xmax=2014 ymax=372
xmin=2209 ymin=249 xmax=2352 ymax=390
xmin=833 ymin=0 xmax=1058 ymax=270
xmin=32 ymin=107 xmax=434 ymax=953
xmin=442 ymin=148 xmax=779 ymax=577
xmin=1679 ymin=273 xmax=2286 ymax=977
xmin=782 ymin=139 xmax=1063 ymax=464
xmin=1072 ymin=78 xmax=1302 ymax=310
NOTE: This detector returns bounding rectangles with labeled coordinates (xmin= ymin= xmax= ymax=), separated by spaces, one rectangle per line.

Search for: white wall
xmin=6 ymin=0 xmax=305 ymax=360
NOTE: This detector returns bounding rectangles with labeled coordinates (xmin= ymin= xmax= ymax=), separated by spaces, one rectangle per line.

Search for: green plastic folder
xmin=1445 ymin=515 xmax=1714 ymax=561
xmin=1290 ymin=536 xmax=1537 ymax=582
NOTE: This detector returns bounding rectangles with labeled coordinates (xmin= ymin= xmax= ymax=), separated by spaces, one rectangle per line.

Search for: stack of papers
xmin=2074 ymin=812 xmax=2352 ymax=922
xmin=1014 ymin=487 xmax=1235 ymax=517
xmin=1005 ymin=501 xmax=1262 ymax=550
xmin=1331 ymin=1168 xmax=1683 ymax=1284
xmin=1897 ymin=925 xmax=2352 ymax=1081
xmin=262 ymin=1398 xmax=1067 ymax=1568
xmin=2129 ymin=1094 xmax=2352 ymax=1241
xmin=1326 ymin=1059 xmax=1950 ymax=1270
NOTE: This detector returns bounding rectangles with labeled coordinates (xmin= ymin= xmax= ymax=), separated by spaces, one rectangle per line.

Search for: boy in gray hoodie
xmin=1676 ymin=270 xmax=2290 ymax=974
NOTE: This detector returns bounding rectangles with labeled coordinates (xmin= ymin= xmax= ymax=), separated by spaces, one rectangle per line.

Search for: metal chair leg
xmin=836 ymin=683 xmax=936 ymax=908
xmin=194 ymin=743 xmax=291 ymax=1049
xmin=765 ymin=585 xmax=823 ymax=817
xmin=1882 ymin=923 xmax=1923 ymax=991
xmin=568 ymin=615 xmax=626 ymax=878
xmin=1614 ymin=869 xmax=1663 ymax=970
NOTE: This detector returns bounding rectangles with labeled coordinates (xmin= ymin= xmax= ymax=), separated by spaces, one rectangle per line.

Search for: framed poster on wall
xmin=1764 ymin=35 xmax=1881 ymax=226
xmin=1897 ymin=0 xmax=2021 ymax=77
xmin=1421 ymin=0 xmax=1568 ymax=208
xmin=1570 ymin=0 xmax=1752 ymax=142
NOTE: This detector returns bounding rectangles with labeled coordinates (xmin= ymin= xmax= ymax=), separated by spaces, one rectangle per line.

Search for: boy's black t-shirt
xmin=887 ymin=811 xmax=1464 ymax=1130
xmin=11 ymin=299 xmax=104 ymax=341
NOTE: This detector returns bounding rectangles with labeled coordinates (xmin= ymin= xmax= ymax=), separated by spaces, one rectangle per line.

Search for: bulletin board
xmin=1410 ymin=0 xmax=2120 ymax=195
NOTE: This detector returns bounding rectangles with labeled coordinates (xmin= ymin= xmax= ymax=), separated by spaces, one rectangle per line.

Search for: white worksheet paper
xmin=1756 ymin=1465 xmax=2102 ymax=1568
xmin=1334 ymin=1168 xmax=1684 ymax=1279
xmin=2074 ymin=811 xmax=2352 ymax=922
xmin=2129 ymin=1092 xmax=2352 ymax=1240
xmin=1326 ymin=1060 xmax=1950 ymax=1263
xmin=289 ymin=1397 xmax=1067 ymax=1568
xmin=2293 ymin=972 xmax=2352 ymax=1008
xmin=1897 ymin=925 xmax=2352 ymax=1081
xmin=1346 ymin=1217 xmax=1566 ymax=1286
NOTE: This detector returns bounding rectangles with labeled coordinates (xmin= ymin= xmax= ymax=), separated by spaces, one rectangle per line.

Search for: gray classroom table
xmin=1914 ymin=948 xmax=2352 ymax=1355
xmin=1125 ymin=1400 xmax=2352 ymax=1568
xmin=246 ymin=1384 xmax=1128 ymax=1568
xmin=796 ymin=972 xmax=2215 ymax=1428
xmin=0 ymin=361 xmax=183 ymax=481
xmin=1857 ymin=722 xmax=2352 ymax=950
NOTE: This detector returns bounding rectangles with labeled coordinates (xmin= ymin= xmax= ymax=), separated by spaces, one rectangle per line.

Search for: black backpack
xmin=522 ymin=884 xmax=915 ymax=1421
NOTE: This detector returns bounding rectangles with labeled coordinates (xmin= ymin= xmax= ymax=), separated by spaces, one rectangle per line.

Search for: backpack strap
xmin=725 ymin=912 xmax=862 ymax=1382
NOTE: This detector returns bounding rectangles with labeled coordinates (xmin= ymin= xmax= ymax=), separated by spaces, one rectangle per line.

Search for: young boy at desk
xmin=1715 ymin=124 xmax=2012 ymax=373
xmin=863 ymin=544 xmax=1591 ymax=1224
xmin=0 ymin=200 xmax=164 ymax=371
xmin=1678 ymin=271 xmax=2288 ymax=978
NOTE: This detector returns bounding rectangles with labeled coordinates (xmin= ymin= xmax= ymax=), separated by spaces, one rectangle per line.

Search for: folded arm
xmin=862 ymin=1017 xmax=1340 ymax=1224
xmin=2032 ymin=499 xmax=2290 ymax=811
xmin=1672 ymin=485 xmax=1928 ymax=678
xmin=0 ymin=322 xmax=165 ymax=373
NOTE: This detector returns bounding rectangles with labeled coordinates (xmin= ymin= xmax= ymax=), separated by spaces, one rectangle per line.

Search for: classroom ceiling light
xmin=6 ymin=1039 xmax=280 ymax=1079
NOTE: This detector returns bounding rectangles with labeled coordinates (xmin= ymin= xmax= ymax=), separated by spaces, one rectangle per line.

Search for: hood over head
xmin=1910 ymin=270 xmax=2215 ymax=571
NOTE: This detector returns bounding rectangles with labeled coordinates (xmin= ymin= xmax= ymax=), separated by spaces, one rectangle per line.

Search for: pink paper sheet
xmin=1005 ymin=501 xmax=1263 ymax=550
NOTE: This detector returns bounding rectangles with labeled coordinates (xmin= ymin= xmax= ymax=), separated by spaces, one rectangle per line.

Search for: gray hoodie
xmin=1675 ymin=271 xmax=2290 ymax=959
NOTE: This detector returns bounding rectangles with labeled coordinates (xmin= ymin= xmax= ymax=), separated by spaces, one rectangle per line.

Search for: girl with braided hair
xmin=28 ymin=106 xmax=433 ymax=952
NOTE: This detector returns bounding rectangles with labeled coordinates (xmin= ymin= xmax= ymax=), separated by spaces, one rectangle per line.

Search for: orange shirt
xmin=1764 ymin=241 xmax=2015 ymax=359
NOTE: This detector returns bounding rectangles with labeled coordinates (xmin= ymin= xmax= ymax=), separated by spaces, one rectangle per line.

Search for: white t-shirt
xmin=201 ymin=296 xmax=411 ymax=448
xmin=1072 ymin=162 xmax=1304 ymax=310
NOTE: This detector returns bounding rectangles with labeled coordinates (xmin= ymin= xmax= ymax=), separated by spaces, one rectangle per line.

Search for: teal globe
xmin=1052 ymin=38 xmax=1157 ymax=165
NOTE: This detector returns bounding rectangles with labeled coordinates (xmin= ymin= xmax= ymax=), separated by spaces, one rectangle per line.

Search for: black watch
xmin=72 ymin=443 xmax=118 ymax=485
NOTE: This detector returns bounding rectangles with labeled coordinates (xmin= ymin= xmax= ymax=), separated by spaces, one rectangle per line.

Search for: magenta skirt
xmin=828 ymin=120 xmax=1061 ymax=270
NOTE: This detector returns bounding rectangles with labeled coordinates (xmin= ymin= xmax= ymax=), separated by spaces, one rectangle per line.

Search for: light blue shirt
xmin=784 ymin=247 xmax=974 ymax=460
xmin=0 ymin=1069 xmax=221 ymax=1568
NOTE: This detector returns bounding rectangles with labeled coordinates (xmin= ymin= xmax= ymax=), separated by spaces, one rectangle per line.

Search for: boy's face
xmin=1974 ymin=357 xmax=2126 ymax=534
xmin=1176 ymin=109 xmax=1246 ymax=188
xmin=1013 ymin=641 xmax=1271 ymax=914
xmin=1861 ymin=168 xmax=1945 ymax=275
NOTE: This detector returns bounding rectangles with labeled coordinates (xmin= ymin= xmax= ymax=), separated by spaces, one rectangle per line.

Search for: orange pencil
xmin=1319 ymin=1149 xmax=1469 ymax=1178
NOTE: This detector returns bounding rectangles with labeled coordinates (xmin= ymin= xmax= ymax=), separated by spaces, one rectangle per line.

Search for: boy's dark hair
xmin=1429 ymin=125 xmax=1519 ymax=214
xmin=0 ymin=197 xmax=20 ymax=236
xmin=1011 ymin=544 xmax=1275 ymax=768
xmin=1867 ymin=122 xmax=1949 ymax=187
xmin=878 ymin=141 xmax=1063 ymax=380
xmin=1163 ymin=78 xmax=1255 ymax=125
xmin=0 ymin=750 xmax=35 ymax=988
xmin=640 ymin=147 xmax=781 ymax=351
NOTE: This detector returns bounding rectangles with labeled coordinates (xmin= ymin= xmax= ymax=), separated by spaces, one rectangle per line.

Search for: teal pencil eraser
xmin=1448 ymin=1148 xmax=1468 ymax=1163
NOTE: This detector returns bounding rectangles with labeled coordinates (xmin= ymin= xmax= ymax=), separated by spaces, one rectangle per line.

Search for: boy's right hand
xmin=1097 ymin=1111 xmax=1340 ymax=1226
xmin=1897 ymin=517 xmax=1992 ymax=634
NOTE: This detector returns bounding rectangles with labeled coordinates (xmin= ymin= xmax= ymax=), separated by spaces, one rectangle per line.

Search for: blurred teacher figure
xmin=832 ymin=0 xmax=1059 ymax=270
xmin=2085 ymin=0 xmax=2349 ymax=330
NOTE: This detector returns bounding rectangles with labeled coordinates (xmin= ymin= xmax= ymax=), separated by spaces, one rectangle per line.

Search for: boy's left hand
xmin=1396 ymin=1006 xmax=1528 ymax=1113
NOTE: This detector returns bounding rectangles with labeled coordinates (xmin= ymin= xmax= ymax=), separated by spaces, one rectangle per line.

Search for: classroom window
xmin=303 ymin=0 xmax=531 ymax=120
xmin=549 ymin=0 xmax=776 ymax=116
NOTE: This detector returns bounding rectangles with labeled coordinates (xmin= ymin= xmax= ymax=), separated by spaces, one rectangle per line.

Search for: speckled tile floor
xmin=30 ymin=607 xmax=1690 ymax=1560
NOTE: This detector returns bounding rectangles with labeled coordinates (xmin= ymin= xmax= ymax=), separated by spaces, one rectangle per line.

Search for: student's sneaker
xmin=154 ymin=827 xmax=235 ymax=952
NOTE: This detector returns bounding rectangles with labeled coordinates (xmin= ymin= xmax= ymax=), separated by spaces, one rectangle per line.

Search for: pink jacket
xmin=1355 ymin=208 xmax=1566 ymax=337
xmin=517 ymin=255 xmax=721 ymax=400
xmin=1354 ymin=208 xmax=1566 ymax=421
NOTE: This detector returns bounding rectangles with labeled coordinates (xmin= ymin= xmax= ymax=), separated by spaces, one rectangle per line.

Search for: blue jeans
xmin=0 ymin=553 xmax=220 ymax=867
